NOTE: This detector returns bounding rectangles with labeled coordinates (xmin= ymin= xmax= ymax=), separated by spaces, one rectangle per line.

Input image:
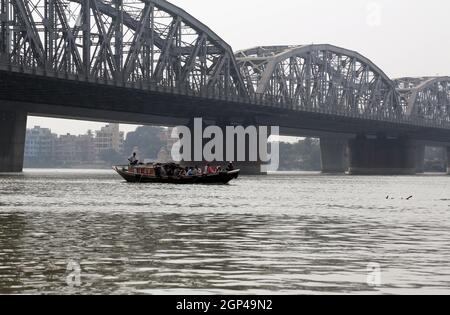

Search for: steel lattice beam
xmin=236 ymin=44 xmax=404 ymax=119
xmin=395 ymin=76 xmax=450 ymax=123
xmin=0 ymin=0 xmax=449 ymax=129
xmin=0 ymin=0 xmax=247 ymax=97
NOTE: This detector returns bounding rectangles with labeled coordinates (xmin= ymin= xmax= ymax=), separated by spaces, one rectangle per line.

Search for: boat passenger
xmin=187 ymin=167 xmax=194 ymax=176
xmin=207 ymin=164 xmax=216 ymax=174
xmin=154 ymin=165 xmax=161 ymax=177
xmin=166 ymin=165 xmax=174 ymax=176
xmin=128 ymin=152 xmax=139 ymax=166
xmin=160 ymin=166 xmax=167 ymax=177
xmin=226 ymin=162 xmax=235 ymax=172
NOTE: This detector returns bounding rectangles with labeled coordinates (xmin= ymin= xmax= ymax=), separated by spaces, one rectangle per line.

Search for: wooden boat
xmin=113 ymin=164 xmax=240 ymax=185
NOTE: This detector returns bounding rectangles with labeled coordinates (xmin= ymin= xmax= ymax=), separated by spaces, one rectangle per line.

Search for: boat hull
xmin=113 ymin=166 xmax=239 ymax=185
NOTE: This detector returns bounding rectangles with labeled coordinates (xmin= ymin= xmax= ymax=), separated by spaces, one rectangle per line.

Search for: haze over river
xmin=0 ymin=169 xmax=449 ymax=294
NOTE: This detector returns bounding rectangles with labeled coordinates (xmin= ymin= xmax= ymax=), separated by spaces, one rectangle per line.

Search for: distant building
xmin=55 ymin=134 xmax=78 ymax=164
xmin=75 ymin=131 xmax=96 ymax=163
xmin=24 ymin=126 xmax=57 ymax=164
xmin=94 ymin=123 xmax=124 ymax=156
xmin=54 ymin=132 xmax=96 ymax=165
xmin=23 ymin=123 xmax=129 ymax=168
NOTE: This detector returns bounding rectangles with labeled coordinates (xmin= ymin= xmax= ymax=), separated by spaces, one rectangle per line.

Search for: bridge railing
xmin=249 ymin=91 xmax=450 ymax=130
xmin=1 ymin=59 xmax=449 ymax=130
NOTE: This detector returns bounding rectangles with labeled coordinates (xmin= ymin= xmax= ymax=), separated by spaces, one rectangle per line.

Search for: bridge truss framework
xmin=0 ymin=0 xmax=449 ymax=129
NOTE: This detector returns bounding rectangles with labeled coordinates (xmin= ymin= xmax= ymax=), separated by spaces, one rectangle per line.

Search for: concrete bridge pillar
xmin=415 ymin=144 xmax=426 ymax=174
xmin=348 ymin=135 xmax=417 ymax=175
xmin=0 ymin=110 xmax=27 ymax=172
xmin=320 ymin=138 xmax=348 ymax=173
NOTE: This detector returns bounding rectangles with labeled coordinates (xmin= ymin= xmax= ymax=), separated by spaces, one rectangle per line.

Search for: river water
xmin=0 ymin=169 xmax=449 ymax=295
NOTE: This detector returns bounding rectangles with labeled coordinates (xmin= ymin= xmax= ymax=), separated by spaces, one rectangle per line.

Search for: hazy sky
xmin=28 ymin=0 xmax=450 ymax=135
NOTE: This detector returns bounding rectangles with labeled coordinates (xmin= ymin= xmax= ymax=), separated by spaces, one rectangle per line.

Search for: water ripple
xmin=0 ymin=170 xmax=449 ymax=294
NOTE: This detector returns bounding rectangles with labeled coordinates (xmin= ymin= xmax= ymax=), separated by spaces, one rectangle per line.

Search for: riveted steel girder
xmin=395 ymin=76 xmax=450 ymax=123
xmin=0 ymin=1 xmax=449 ymax=130
xmin=0 ymin=0 xmax=247 ymax=97
xmin=236 ymin=44 xmax=404 ymax=120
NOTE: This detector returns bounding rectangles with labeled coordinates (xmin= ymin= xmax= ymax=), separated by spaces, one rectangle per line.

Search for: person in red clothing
xmin=209 ymin=165 xmax=217 ymax=174
xmin=205 ymin=164 xmax=216 ymax=174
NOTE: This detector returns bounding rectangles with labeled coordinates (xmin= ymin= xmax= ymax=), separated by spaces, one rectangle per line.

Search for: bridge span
xmin=0 ymin=0 xmax=449 ymax=174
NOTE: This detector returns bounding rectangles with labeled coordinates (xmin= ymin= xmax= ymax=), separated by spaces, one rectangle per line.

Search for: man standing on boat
xmin=128 ymin=152 xmax=139 ymax=166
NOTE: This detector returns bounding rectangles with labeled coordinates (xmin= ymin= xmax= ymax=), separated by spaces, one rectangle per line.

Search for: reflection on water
xmin=0 ymin=169 xmax=450 ymax=294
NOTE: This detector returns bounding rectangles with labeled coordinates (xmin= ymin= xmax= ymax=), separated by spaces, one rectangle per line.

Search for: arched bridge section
xmin=0 ymin=0 xmax=247 ymax=97
xmin=0 ymin=1 xmax=449 ymax=175
xmin=235 ymin=44 xmax=404 ymax=120
xmin=395 ymin=77 xmax=450 ymax=125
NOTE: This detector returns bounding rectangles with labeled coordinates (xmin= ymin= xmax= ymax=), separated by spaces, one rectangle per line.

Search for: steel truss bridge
xmin=0 ymin=0 xmax=449 ymax=126
xmin=0 ymin=0 xmax=449 ymax=173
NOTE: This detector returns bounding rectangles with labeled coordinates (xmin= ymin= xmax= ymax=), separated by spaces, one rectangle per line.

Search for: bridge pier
xmin=348 ymin=135 xmax=417 ymax=175
xmin=218 ymin=120 xmax=267 ymax=175
xmin=415 ymin=144 xmax=426 ymax=174
xmin=0 ymin=110 xmax=27 ymax=172
xmin=320 ymin=138 xmax=348 ymax=173
xmin=179 ymin=118 xmax=266 ymax=175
